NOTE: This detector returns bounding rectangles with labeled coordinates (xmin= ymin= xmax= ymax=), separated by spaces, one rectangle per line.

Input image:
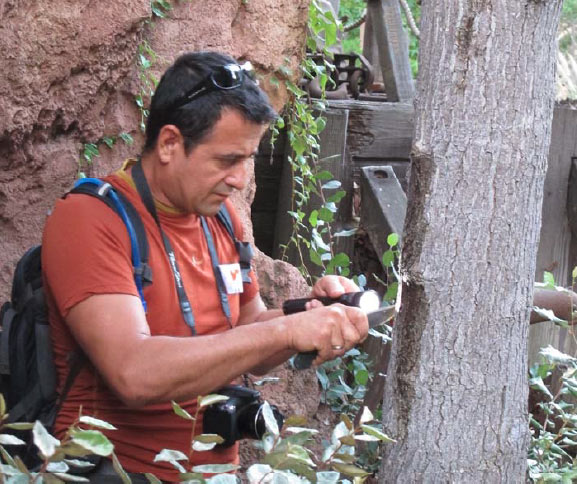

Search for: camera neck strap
xmin=132 ymin=159 xmax=198 ymax=334
xmin=131 ymin=159 xmax=234 ymax=331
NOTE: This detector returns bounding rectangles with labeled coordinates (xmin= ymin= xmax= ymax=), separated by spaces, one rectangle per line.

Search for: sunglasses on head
xmin=172 ymin=61 xmax=257 ymax=109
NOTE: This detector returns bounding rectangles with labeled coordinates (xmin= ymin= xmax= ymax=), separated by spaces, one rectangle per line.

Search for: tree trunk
xmin=380 ymin=0 xmax=563 ymax=481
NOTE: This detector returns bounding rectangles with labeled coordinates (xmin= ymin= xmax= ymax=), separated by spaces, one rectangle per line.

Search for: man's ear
xmin=157 ymin=125 xmax=185 ymax=164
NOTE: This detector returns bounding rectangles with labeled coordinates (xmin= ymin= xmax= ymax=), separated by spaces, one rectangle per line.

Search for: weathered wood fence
xmin=253 ymin=103 xmax=577 ymax=366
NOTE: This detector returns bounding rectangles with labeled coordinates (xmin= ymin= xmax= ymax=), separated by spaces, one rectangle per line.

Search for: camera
xmin=202 ymin=385 xmax=284 ymax=447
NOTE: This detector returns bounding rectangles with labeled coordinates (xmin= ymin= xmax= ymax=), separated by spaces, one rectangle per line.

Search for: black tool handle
xmin=282 ymin=296 xmax=334 ymax=315
xmin=292 ymin=351 xmax=317 ymax=370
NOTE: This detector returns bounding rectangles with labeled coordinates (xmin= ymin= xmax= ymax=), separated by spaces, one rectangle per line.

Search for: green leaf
xmin=318 ymin=207 xmax=334 ymax=222
xmin=262 ymin=401 xmax=280 ymax=436
xmin=309 ymin=249 xmax=324 ymax=267
xmin=64 ymin=459 xmax=97 ymax=470
xmin=112 ymin=453 xmax=131 ymax=484
xmin=529 ymin=376 xmax=554 ymax=399
xmin=246 ymin=464 xmax=272 ymax=483
xmin=354 ymin=369 xmax=369 ymax=386
xmin=532 ymin=307 xmax=568 ymax=327
xmin=79 ymin=416 xmax=117 ymax=430
xmin=384 ymin=282 xmax=399 ymax=303
xmin=331 ymin=253 xmax=350 ymax=268
xmin=321 ymin=180 xmax=341 ymax=190
xmin=206 ymin=475 xmax=238 ymax=484
xmin=309 ymin=210 xmax=318 ymax=227
xmin=316 ymin=170 xmax=333 ymax=180
xmin=194 ymin=434 xmax=225 ymax=444
xmin=382 ymin=250 xmax=395 ymax=267
xmin=192 ymin=464 xmax=239 ymax=474
xmin=201 ymin=394 xmax=230 ymax=408
xmin=0 ymin=435 xmax=25 ymax=446
xmin=540 ymin=346 xmax=576 ymax=365
xmin=359 ymin=406 xmax=374 ymax=424
xmin=0 ymin=446 xmax=16 ymax=466
xmin=334 ymin=228 xmax=356 ymax=237
xmin=154 ymin=449 xmax=187 ymax=473
xmin=3 ymin=423 xmax=34 ymax=431
xmin=387 ymin=233 xmax=399 ymax=247
xmin=332 ymin=453 xmax=356 ymax=464
xmin=171 ymin=401 xmax=195 ymax=420
xmin=339 ymin=435 xmax=356 ymax=446
xmin=354 ymin=434 xmax=380 ymax=442
xmin=543 ymin=271 xmax=556 ymax=288
xmin=331 ymin=462 xmax=370 ymax=477
xmin=70 ymin=430 xmax=114 ymax=457
xmin=316 ymin=471 xmax=340 ymax=484
xmin=53 ymin=472 xmax=90 ymax=482
xmin=102 ymin=137 xmax=115 ymax=149
xmin=360 ymin=425 xmax=395 ymax=443
xmin=119 ymin=132 xmax=134 ymax=145
xmin=192 ymin=440 xmax=218 ymax=452
xmin=327 ymin=190 xmax=346 ymax=204
xmin=0 ymin=394 xmax=5 ymax=418
xmin=284 ymin=415 xmax=308 ymax=427
xmin=144 ymin=473 xmax=163 ymax=484
xmin=33 ymin=421 xmax=60 ymax=458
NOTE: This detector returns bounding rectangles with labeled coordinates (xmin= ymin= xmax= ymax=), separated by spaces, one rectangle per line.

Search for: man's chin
xmin=196 ymin=202 xmax=224 ymax=217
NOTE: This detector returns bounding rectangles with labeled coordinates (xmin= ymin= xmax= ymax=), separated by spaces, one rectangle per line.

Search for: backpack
xmin=0 ymin=177 xmax=252 ymax=445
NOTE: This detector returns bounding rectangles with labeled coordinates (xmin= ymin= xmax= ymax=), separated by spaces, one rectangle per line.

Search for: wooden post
xmin=366 ymin=0 xmax=415 ymax=102
xmin=530 ymin=106 xmax=577 ymax=364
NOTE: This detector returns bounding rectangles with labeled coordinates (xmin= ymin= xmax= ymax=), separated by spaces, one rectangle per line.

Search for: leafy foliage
xmin=78 ymin=133 xmax=133 ymax=178
xmin=0 ymin=393 xmax=124 ymax=482
xmin=273 ymin=0 xmax=353 ymax=284
xmin=528 ymin=346 xmax=577 ymax=482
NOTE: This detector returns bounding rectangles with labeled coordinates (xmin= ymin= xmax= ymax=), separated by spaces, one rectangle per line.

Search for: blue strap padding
xmin=73 ymin=178 xmax=147 ymax=312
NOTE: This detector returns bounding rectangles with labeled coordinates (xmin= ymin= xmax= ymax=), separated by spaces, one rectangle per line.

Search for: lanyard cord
xmin=132 ymin=160 xmax=197 ymax=334
xmin=200 ymin=217 xmax=233 ymax=328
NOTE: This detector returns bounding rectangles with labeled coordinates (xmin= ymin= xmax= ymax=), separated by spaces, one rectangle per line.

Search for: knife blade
xmin=292 ymin=305 xmax=396 ymax=370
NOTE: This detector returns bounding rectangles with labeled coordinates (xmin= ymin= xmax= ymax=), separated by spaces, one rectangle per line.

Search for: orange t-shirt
xmin=41 ymin=164 xmax=259 ymax=482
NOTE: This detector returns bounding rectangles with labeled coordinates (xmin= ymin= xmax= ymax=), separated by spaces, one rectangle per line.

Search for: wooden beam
xmin=328 ymin=100 xmax=414 ymax=160
xmin=367 ymin=0 xmax=415 ymax=102
xmin=360 ymin=165 xmax=407 ymax=265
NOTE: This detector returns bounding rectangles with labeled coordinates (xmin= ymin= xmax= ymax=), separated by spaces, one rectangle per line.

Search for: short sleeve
xmin=42 ymin=194 xmax=139 ymax=318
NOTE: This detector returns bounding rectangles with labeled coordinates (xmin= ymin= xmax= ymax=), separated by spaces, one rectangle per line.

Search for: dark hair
xmin=144 ymin=51 xmax=277 ymax=154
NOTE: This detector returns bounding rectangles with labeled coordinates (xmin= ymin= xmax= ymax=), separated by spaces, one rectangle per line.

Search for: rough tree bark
xmin=380 ymin=0 xmax=563 ymax=481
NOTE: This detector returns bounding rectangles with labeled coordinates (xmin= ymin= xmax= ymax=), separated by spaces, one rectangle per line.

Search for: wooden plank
xmin=328 ymin=100 xmax=414 ymax=160
xmin=529 ymin=106 xmax=577 ymax=365
xmin=366 ymin=0 xmax=414 ymax=102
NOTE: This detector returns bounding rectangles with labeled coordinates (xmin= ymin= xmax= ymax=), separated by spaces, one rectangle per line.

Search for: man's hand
xmin=310 ymin=275 xmax=361 ymax=299
xmin=283 ymin=303 xmax=369 ymax=366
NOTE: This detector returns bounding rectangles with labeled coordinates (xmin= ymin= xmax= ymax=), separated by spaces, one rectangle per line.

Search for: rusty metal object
xmin=304 ymin=53 xmax=375 ymax=99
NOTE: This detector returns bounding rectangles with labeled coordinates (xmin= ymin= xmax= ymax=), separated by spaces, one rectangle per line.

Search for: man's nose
xmin=225 ymin=160 xmax=248 ymax=190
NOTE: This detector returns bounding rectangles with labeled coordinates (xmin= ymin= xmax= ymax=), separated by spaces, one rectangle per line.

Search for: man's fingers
xmin=311 ymin=275 xmax=361 ymax=299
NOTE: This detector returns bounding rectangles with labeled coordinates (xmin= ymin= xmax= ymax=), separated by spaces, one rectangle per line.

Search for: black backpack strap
xmin=216 ymin=205 xmax=254 ymax=284
xmin=66 ymin=180 xmax=153 ymax=295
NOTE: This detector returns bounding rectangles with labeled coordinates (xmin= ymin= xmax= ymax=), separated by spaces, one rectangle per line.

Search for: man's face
xmin=164 ymin=109 xmax=269 ymax=216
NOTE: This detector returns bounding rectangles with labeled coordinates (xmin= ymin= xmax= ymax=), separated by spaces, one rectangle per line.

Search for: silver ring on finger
xmin=332 ymin=345 xmax=343 ymax=350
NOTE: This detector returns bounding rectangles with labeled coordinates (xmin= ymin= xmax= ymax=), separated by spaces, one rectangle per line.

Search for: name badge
xmin=219 ymin=263 xmax=244 ymax=294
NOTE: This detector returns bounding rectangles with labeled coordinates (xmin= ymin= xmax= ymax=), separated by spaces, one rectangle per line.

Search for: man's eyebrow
xmin=217 ymin=150 xmax=259 ymax=160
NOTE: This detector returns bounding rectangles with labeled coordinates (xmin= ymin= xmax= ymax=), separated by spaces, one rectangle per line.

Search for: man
xmin=42 ymin=51 xmax=369 ymax=482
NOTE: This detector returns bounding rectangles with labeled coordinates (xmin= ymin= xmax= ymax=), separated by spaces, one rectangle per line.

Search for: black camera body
xmin=202 ymin=385 xmax=284 ymax=447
